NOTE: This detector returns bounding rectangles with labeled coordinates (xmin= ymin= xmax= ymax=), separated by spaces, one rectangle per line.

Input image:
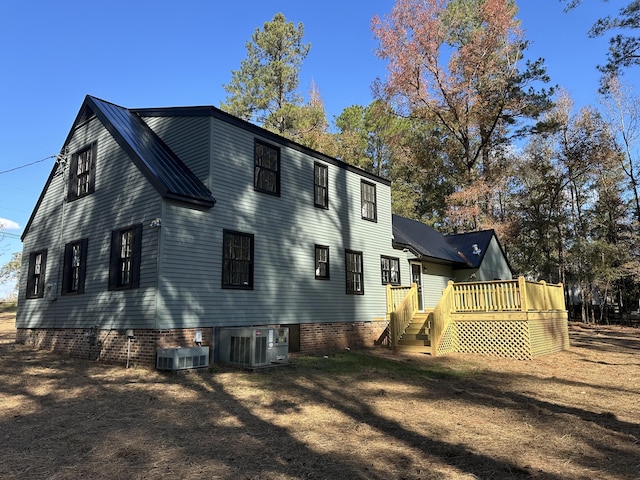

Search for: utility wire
xmin=0 ymin=155 xmax=56 ymax=175
xmin=0 ymin=232 xmax=21 ymax=240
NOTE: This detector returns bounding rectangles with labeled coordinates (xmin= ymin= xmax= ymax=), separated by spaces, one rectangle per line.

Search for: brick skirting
xmin=299 ymin=321 xmax=388 ymax=354
xmin=16 ymin=327 xmax=214 ymax=367
xmin=16 ymin=320 xmax=389 ymax=367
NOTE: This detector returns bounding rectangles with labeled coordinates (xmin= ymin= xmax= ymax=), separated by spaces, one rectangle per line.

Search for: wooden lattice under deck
xmin=435 ymin=312 xmax=569 ymax=359
xmin=436 ymin=321 xmax=458 ymax=356
xmin=455 ymin=319 xmax=532 ymax=360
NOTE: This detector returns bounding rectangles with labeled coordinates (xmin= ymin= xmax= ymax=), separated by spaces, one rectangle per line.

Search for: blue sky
xmin=0 ymin=0 xmax=637 ymax=297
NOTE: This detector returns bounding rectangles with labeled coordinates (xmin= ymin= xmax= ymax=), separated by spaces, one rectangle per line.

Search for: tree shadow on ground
xmin=1 ymin=323 xmax=639 ymax=479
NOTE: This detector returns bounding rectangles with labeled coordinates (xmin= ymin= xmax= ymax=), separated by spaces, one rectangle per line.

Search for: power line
xmin=0 ymin=155 xmax=56 ymax=175
xmin=0 ymin=232 xmax=21 ymax=240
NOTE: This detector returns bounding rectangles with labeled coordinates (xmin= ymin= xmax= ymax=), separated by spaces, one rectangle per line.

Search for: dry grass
xmin=1 ymin=312 xmax=639 ymax=480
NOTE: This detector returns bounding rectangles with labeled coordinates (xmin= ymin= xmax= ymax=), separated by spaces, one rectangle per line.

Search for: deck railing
xmin=453 ymin=280 xmax=521 ymax=312
xmin=520 ymin=277 xmax=565 ymax=311
xmin=386 ymin=283 xmax=418 ymax=351
xmin=431 ymin=281 xmax=455 ymax=354
xmin=387 ymin=277 xmax=566 ymax=354
xmin=451 ymin=277 xmax=565 ymax=313
xmin=386 ymin=284 xmax=414 ymax=313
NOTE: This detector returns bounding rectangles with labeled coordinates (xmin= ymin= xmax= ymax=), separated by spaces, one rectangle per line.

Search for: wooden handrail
xmin=451 ymin=277 xmax=566 ymax=313
xmin=386 ymin=284 xmax=414 ymax=314
xmin=430 ymin=281 xmax=454 ymax=355
xmin=388 ymin=284 xmax=418 ymax=351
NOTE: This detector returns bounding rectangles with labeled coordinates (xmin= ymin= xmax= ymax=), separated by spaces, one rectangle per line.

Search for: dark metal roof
xmin=392 ymin=215 xmax=467 ymax=265
xmin=445 ymin=230 xmax=495 ymax=269
xmin=87 ymin=96 xmax=216 ymax=207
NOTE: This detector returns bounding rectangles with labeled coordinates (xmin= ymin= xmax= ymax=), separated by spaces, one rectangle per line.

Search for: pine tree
xmin=221 ymin=13 xmax=310 ymax=134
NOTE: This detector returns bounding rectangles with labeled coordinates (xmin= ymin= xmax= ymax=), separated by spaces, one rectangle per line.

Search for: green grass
xmin=290 ymin=351 xmax=474 ymax=380
xmin=0 ymin=301 xmax=17 ymax=313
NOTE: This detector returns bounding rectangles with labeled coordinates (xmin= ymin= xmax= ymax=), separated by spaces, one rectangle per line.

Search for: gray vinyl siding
xmin=156 ymin=116 xmax=396 ymax=329
xmin=141 ymin=116 xmax=211 ymax=186
xmin=477 ymin=237 xmax=513 ymax=280
xmin=19 ymin=105 xmax=397 ymax=332
xmin=422 ymin=264 xmax=454 ymax=308
xmin=16 ymin=166 xmax=66 ymax=327
xmin=17 ymin=116 xmax=161 ymax=330
xmin=454 ymin=237 xmax=512 ymax=282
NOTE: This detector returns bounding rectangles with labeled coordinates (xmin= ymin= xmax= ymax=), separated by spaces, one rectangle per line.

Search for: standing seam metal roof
xmin=446 ymin=230 xmax=498 ymax=269
xmin=87 ymin=96 xmax=216 ymax=207
xmin=392 ymin=215 xmax=467 ymax=265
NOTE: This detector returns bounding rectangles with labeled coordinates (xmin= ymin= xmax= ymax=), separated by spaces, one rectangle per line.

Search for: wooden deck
xmin=387 ymin=277 xmax=569 ymax=359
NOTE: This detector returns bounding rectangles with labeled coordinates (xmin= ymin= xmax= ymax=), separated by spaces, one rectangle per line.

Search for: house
xmin=17 ymin=95 xmax=559 ymax=365
xmin=16 ymin=95 xmax=400 ymax=365
xmin=391 ymin=215 xmax=513 ymax=310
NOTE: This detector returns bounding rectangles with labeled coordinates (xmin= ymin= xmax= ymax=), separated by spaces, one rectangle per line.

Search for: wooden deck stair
xmin=395 ymin=311 xmax=432 ymax=354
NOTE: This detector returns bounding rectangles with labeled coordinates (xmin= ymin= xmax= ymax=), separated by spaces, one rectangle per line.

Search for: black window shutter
xmin=77 ymin=238 xmax=88 ymax=294
xmin=61 ymin=243 xmax=72 ymax=294
xmin=130 ymin=224 xmax=143 ymax=289
xmin=40 ymin=250 xmax=47 ymax=298
xmin=108 ymin=230 xmax=119 ymax=290
xmin=26 ymin=252 xmax=36 ymax=298
xmin=68 ymin=153 xmax=78 ymax=200
xmin=88 ymin=143 xmax=96 ymax=194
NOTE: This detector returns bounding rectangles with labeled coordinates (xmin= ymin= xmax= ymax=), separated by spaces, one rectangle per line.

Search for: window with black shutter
xmin=68 ymin=143 xmax=96 ymax=201
xmin=108 ymin=224 xmax=142 ymax=290
xmin=62 ymin=239 xmax=88 ymax=295
xmin=26 ymin=250 xmax=47 ymax=299
xmin=254 ymin=140 xmax=280 ymax=196
xmin=314 ymin=162 xmax=328 ymax=209
xmin=222 ymin=230 xmax=254 ymax=289
xmin=361 ymin=181 xmax=377 ymax=222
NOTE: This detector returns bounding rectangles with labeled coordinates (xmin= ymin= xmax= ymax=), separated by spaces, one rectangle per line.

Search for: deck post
xmin=557 ymin=283 xmax=566 ymax=310
xmin=518 ymin=276 xmax=528 ymax=312
xmin=540 ymin=280 xmax=549 ymax=310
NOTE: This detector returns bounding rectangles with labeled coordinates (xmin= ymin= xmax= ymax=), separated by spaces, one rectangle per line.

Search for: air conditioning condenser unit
xmin=218 ymin=327 xmax=289 ymax=368
xmin=156 ymin=346 xmax=209 ymax=371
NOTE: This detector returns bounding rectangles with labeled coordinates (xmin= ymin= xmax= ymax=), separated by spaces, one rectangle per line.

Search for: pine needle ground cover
xmin=1 ymin=313 xmax=638 ymax=480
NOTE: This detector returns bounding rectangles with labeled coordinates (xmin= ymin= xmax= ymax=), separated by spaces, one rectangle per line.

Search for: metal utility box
xmin=218 ymin=327 xmax=289 ymax=368
xmin=156 ymin=346 xmax=210 ymax=371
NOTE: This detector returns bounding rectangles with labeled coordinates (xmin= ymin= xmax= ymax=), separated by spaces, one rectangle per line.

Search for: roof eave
xmin=163 ymin=192 xmax=216 ymax=208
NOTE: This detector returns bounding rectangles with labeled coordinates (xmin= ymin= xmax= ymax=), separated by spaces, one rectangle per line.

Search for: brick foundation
xmin=16 ymin=320 xmax=389 ymax=367
xmin=16 ymin=327 xmax=214 ymax=368
xmin=299 ymin=321 xmax=388 ymax=354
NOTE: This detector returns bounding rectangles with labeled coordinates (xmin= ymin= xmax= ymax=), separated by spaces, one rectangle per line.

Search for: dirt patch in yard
xmin=1 ymin=316 xmax=638 ymax=479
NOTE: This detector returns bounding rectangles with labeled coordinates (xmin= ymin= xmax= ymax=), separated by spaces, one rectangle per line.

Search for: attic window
xmin=68 ymin=143 xmax=96 ymax=201
xmin=254 ymin=140 xmax=280 ymax=196
xmin=314 ymin=162 xmax=328 ymax=209
xmin=361 ymin=181 xmax=377 ymax=222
